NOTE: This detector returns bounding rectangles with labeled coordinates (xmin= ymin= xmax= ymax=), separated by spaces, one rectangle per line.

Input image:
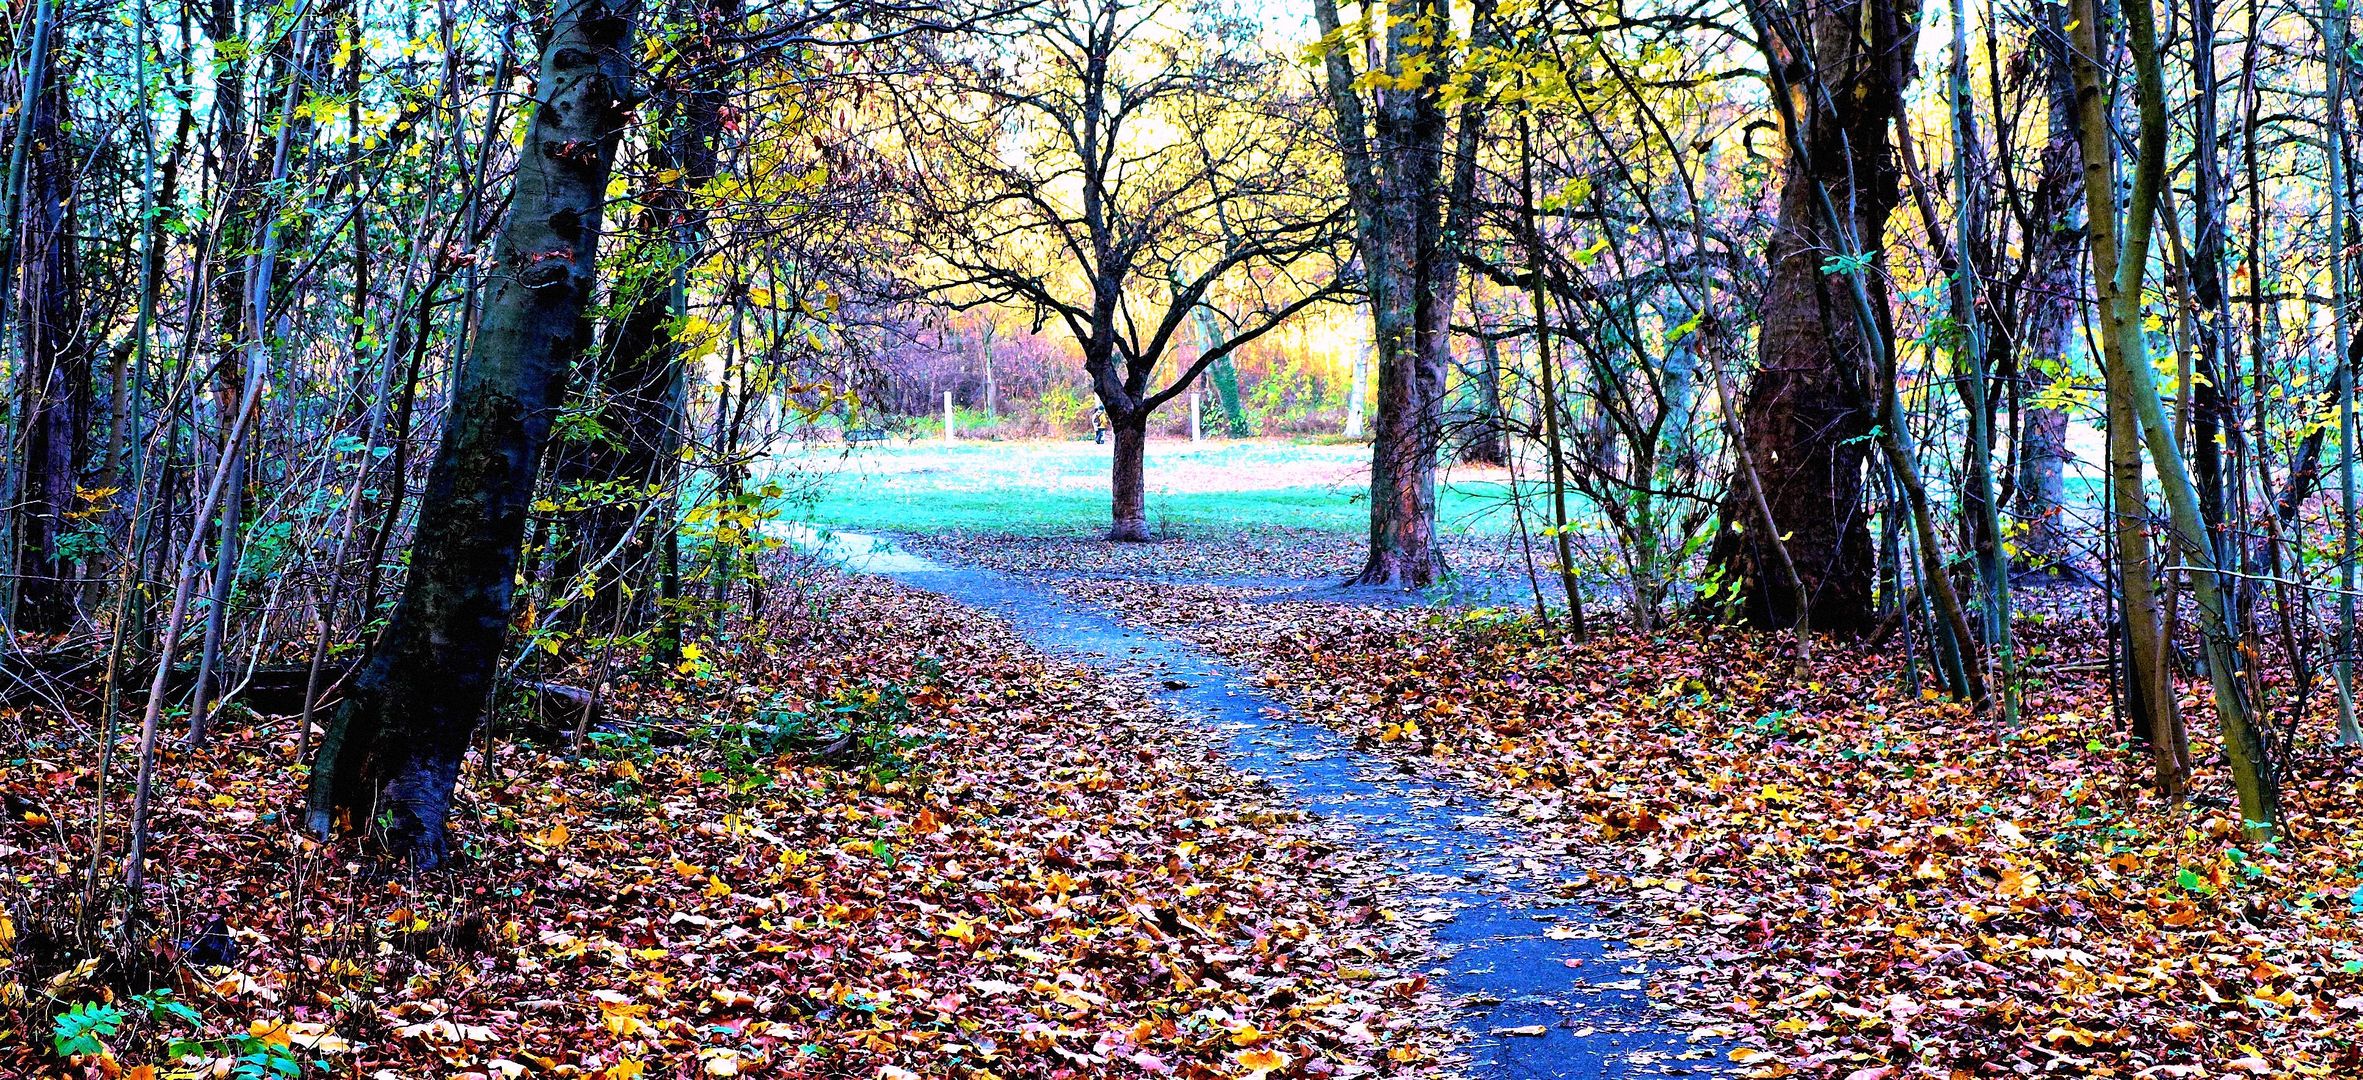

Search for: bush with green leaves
xmin=736 ymin=660 xmax=943 ymax=778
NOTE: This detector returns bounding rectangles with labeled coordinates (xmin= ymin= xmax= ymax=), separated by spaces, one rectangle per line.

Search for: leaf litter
xmin=2 ymin=575 xmax=1456 ymax=1079
xmin=1056 ymin=577 xmax=2363 ymax=1080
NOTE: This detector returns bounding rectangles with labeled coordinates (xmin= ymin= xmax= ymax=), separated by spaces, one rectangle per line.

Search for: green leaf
xmin=51 ymin=1002 xmax=124 ymax=1058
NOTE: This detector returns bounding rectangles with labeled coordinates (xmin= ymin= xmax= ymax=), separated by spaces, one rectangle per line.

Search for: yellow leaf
xmin=596 ymin=991 xmax=652 ymax=1036
xmin=1235 ymin=1048 xmax=1289 ymax=1078
xmin=605 ymin=1061 xmax=646 ymax=1080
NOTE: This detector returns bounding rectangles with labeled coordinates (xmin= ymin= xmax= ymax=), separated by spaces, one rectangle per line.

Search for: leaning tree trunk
xmin=2073 ymin=0 xmax=2273 ymax=830
xmin=306 ymin=0 xmax=638 ymax=866
xmin=11 ymin=24 xmax=88 ymax=635
xmin=1190 ymin=301 xmax=1252 ymax=437
xmin=1708 ymin=0 xmax=1919 ymax=635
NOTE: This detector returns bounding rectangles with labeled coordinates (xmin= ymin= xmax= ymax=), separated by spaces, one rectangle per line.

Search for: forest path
xmin=804 ymin=530 xmax=1724 ymax=1079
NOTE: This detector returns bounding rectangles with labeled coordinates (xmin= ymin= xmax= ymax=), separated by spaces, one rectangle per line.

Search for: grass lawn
xmin=771 ymin=436 xmax=1519 ymax=536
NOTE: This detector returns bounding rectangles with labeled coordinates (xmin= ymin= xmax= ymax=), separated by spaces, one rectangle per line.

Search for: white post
xmin=1345 ymin=347 xmax=1367 ymax=439
xmin=1190 ymin=392 xmax=1202 ymax=443
xmin=944 ymin=391 xmax=955 ymax=443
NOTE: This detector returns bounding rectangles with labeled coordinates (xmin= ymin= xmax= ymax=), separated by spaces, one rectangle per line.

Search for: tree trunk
xmin=2074 ymin=0 xmax=2274 ymax=828
xmin=555 ymin=0 xmax=734 ymax=635
xmin=1359 ymin=280 xmax=1445 ymax=585
xmin=556 ymin=280 xmax=676 ymax=630
xmin=187 ymin=0 xmax=257 ymax=739
xmin=2070 ymin=1 xmax=2178 ymax=791
xmin=1190 ymin=301 xmax=1251 ymax=437
xmin=1710 ymin=0 xmax=1920 ymax=635
xmin=1459 ymin=335 xmax=1509 ymax=466
xmin=983 ymin=339 xmax=1000 ymax=422
xmin=1344 ymin=341 xmax=1367 ymax=438
xmin=1107 ymin=413 xmax=1150 ymax=541
xmin=1947 ymin=0 xmax=2012 ymax=717
xmin=2011 ymin=6 xmax=2083 ymax=571
xmin=11 ymin=21 xmax=88 ymax=635
xmin=306 ymin=0 xmax=639 ymax=866
xmin=1314 ymin=0 xmax=1486 ymax=589
xmin=2321 ymin=0 xmax=2363 ymax=744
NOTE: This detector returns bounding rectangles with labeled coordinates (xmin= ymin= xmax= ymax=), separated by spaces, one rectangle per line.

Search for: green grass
xmin=768 ymin=437 xmax=1517 ymax=536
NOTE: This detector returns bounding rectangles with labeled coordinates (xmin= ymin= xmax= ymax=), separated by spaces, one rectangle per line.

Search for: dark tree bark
xmin=1456 ymin=336 xmax=1509 ymax=467
xmin=554 ymin=0 xmax=737 ymax=632
xmin=1708 ymin=0 xmax=1921 ymax=634
xmin=1109 ymin=412 xmax=1150 ymax=540
xmin=11 ymin=26 xmax=89 ymax=634
xmin=306 ymin=0 xmax=639 ymax=866
xmin=2184 ymin=0 xmax=2233 ymax=560
xmin=2011 ymin=3 xmax=2083 ymax=569
xmin=1313 ymin=0 xmax=1495 ymax=587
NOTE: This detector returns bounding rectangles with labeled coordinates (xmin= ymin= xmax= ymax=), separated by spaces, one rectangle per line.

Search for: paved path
xmin=808 ymin=530 xmax=1725 ymax=1078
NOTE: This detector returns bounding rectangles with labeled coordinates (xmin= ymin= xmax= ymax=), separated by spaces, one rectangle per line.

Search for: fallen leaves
xmin=1064 ymin=577 xmax=2363 ymax=1079
xmin=3 ymin=575 xmax=1447 ymax=1078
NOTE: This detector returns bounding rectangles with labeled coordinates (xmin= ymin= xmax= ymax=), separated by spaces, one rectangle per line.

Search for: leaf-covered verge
xmin=1057 ymin=579 xmax=2363 ymax=1079
xmin=891 ymin=530 xmax=1529 ymax=580
xmin=1 ymin=577 xmax=1450 ymax=1079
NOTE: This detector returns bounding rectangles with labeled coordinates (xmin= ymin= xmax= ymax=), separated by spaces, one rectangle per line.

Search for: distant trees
xmin=887 ymin=0 xmax=1348 ymax=540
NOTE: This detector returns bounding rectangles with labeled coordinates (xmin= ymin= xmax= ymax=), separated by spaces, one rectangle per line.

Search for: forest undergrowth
xmin=1061 ymin=580 xmax=2363 ymax=1079
xmin=1 ymin=576 xmax=1447 ymax=1079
